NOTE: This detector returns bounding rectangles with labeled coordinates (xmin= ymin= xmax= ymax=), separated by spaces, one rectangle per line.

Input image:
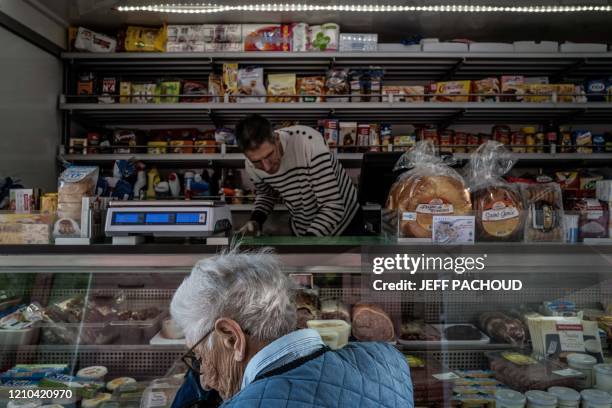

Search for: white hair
xmin=171 ymin=248 xmax=297 ymax=345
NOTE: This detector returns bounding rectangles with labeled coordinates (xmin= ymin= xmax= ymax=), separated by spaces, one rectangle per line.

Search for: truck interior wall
xmin=0 ymin=25 xmax=62 ymax=192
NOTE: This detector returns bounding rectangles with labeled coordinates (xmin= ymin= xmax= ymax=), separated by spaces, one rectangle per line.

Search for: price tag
xmin=553 ymin=368 xmax=584 ymax=377
xmin=432 ymin=372 xmax=460 ymax=381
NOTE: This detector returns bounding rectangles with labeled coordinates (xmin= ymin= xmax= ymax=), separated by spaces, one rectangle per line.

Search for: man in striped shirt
xmin=236 ymin=114 xmax=362 ymax=237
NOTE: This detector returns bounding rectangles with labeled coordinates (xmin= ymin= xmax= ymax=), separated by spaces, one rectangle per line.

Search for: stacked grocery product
xmin=385 ymin=140 xmax=612 ymax=243
xmin=72 ymin=64 xmax=612 ymax=105
xmin=70 ymin=23 xmax=377 ymax=54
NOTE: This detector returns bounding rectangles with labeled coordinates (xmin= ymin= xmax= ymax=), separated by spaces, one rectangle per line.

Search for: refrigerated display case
xmin=1 ymin=242 xmax=612 ymax=406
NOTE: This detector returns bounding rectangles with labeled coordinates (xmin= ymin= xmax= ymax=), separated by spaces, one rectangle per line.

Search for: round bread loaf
xmin=387 ymin=175 xmax=471 ymax=238
xmin=475 ymin=186 xmax=523 ymax=240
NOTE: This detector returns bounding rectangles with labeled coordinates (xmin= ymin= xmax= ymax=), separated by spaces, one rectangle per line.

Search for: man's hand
xmin=237 ymin=220 xmax=261 ymax=237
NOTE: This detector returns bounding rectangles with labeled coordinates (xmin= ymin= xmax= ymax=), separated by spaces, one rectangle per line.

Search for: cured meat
xmin=478 ymin=312 xmax=527 ymax=345
xmin=320 ymin=299 xmax=350 ymax=322
xmin=444 ymin=325 xmax=482 ymax=341
xmin=400 ymin=321 xmax=441 ymax=341
xmin=295 ymin=289 xmax=319 ymax=329
xmin=351 ymin=303 xmax=395 ymax=342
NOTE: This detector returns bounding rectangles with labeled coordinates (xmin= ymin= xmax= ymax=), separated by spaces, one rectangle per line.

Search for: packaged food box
xmin=74 ymin=27 xmax=117 ymax=53
xmin=556 ymin=84 xmax=576 ymax=103
xmin=522 ymin=84 xmax=557 ymax=103
xmin=203 ymin=42 xmax=242 ymax=52
xmin=156 ymin=81 xmax=180 ymax=103
xmin=339 ymin=33 xmax=378 ymax=52
xmin=422 ymin=42 xmax=468 ymax=52
xmin=473 ymin=78 xmax=500 ymax=102
xmin=486 ymin=351 xmax=581 ymax=392
xmin=501 ymin=76 xmax=524 ymax=102
xmin=560 ymin=42 xmax=607 ymax=53
xmin=308 ymin=23 xmax=339 ymax=51
xmin=431 ymin=81 xmax=471 ymax=102
xmin=513 ymin=41 xmax=559 ymax=53
xmin=0 ymin=213 xmax=52 ymax=245
xmin=469 ymin=42 xmax=513 ymax=52
xmin=243 ymin=24 xmax=291 ymax=51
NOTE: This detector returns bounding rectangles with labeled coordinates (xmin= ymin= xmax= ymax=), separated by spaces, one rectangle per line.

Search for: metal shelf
xmin=59 ymin=101 xmax=612 ymax=126
xmin=62 ymin=152 xmax=612 ymax=167
xmin=61 ymin=51 xmax=612 ymax=81
xmin=61 ymin=152 xmax=364 ymax=167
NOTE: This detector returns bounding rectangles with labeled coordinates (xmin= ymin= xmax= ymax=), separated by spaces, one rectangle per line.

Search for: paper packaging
xmin=432 ymin=216 xmax=475 ymax=244
xmin=501 ymin=76 xmax=525 ymax=102
xmin=9 ymin=189 xmax=33 ymax=213
xmin=321 ymin=120 xmax=339 ymax=147
xmin=308 ymin=23 xmax=339 ymax=51
xmin=339 ymin=122 xmax=357 ymax=147
xmin=74 ymin=27 xmax=117 ymax=53
xmin=431 ymin=81 xmax=471 ymax=102
xmin=243 ymin=24 xmax=291 ymax=51
xmin=292 ymin=23 xmax=308 ymax=52
xmin=339 ymin=33 xmax=378 ymax=52
xmin=54 ymin=166 xmax=99 ymax=239
xmin=0 ymin=214 xmax=51 ymax=244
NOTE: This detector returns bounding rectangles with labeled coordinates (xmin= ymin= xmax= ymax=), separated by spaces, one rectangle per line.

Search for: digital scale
xmin=105 ymin=200 xmax=232 ymax=245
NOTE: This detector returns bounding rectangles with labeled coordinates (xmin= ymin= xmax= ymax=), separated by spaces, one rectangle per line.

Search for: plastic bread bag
xmin=124 ymin=26 xmax=167 ymax=52
xmin=466 ymin=141 xmax=525 ymax=241
xmin=520 ymin=182 xmax=565 ymax=242
xmin=385 ymin=139 xmax=472 ymax=238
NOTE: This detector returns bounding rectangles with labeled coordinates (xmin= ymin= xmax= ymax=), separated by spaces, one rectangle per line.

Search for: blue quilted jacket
xmin=221 ymin=342 xmax=413 ymax=408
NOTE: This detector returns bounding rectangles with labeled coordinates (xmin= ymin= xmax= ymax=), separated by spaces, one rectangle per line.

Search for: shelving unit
xmin=60 ymin=101 xmax=612 ymax=126
xmin=62 ymin=51 xmax=612 ymax=81
xmin=62 ymin=151 xmax=612 ymax=168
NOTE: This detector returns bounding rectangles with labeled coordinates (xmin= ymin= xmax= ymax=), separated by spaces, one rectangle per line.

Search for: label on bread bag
xmin=402 ymin=212 xmax=416 ymax=221
xmin=416 ymin=199 xmax=454 ymax=215
xmin=482 ymin=201 xmax=520 ymax=221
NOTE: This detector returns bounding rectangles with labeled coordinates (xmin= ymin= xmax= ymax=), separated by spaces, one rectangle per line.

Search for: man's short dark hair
xmin=235 ymin=114 xmax=274 ymax=151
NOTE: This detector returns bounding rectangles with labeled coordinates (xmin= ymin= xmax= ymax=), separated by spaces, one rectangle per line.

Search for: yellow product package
xmin=124 ymin=26 xmax=167 ymax=52
xmin=267 ymin=74 xmax=297 ymax=103
xmin=223 ymin=63 xmax=238 ymax=102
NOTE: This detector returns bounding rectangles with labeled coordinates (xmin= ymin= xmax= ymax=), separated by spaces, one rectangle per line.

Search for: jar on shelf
xmin=525 ymin=390 xmax=558 ymax=408
xmin=594 ymin=364 xmax=612 ymax=392
xmin=522 ymin=126 xmax=537 ymax=153
xmin=548 ymin=386 xmax=581 ymax=408
xmin=580 ymin=389 xmax=612 ymax=408
xmin=568 ymin=353 xmax=597 ymax=389
xmin=496 ymin=389 xmax=526 ymax=408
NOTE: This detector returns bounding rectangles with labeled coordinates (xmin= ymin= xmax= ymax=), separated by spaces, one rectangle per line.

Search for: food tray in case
xmin=0 ymin=326 xmax=39 ymax=346
xmin=40 ymin=309 xmax=167 ymax=345
xmin=398 ymin=324 xmax=490 ymax=347
xmin=485 ymin=350 xmax=583 ymax=392
xmin=111 ymin=309 xmax=167 ymax=345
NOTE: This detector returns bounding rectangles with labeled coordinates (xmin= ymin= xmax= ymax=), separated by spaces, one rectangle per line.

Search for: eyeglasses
xmin=181 ymin=327 xmax=215 ymax=375
xmin=181 ymin=324 xmax=251 ymax=374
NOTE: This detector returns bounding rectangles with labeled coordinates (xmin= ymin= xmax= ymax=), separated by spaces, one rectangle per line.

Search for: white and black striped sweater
xmin=247 ymin=125 xmax=359 ymax=237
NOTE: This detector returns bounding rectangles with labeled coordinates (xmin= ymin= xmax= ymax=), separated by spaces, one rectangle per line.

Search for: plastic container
xmin=77 ymin=366 xmax=108 ymax=382
xmin=0 ymin=326 xmax=39 ymax=346
xmin=307 ymin=320 xmax=351 ymax=348
xmin=317 ymin=329 xmax=339 ymax=349
xmin=496 ymin=389 xmax=527 ymax=407
xmin=81 ymin=393 xmax=112 ymax=408
xmin=525 ymin=390 xmax=558 ymax=408
xmin=548 ymin=386 xmax=581 ymax=407
xmin=109 ymin=309 xmax=166 ymax=344
xmin=581 ymin=389 xmax=612 ymax=408
xmin=39 ymin=322 xmax=117 ymax=345
xmin=7 ymin=401 xmax=42 ymax=408
xmin=594 ymin=364 xmax=612 ymax=391
xmin=568 ymin=353 xmax=598 ymax=389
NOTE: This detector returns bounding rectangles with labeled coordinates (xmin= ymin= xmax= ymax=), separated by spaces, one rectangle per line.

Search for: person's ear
xmin=214 ymin=318 xmax=247 ymax=362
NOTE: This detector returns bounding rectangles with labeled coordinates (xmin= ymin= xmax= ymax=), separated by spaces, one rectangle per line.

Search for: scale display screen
xmin=113 ymin=213 xmax=141 ymax=224
xmin=176 ymin=213 xmax=203 ymax=224
xmin=112 ymin=211 xmax=206 ymax=225
xmin=145 ymin=213 xmax=171 ymax=224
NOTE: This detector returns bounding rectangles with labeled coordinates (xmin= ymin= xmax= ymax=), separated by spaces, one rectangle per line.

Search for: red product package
xmin=453 ymin=132 xmax=468 ymax=153
xmin=439 ymin=129 xmax=454 ymax=153
xmin=243 ymin=24 xmax=291 ymax=51
xmin=492 ymin=125 xmax=511 ymax=145
xmin=419 ymin=125 xmax=439 ymax=145
xmin=573 ymin=198 xmax=609 ymax=240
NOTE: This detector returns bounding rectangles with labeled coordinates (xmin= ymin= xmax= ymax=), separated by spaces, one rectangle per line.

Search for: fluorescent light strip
xmin=116 ymin=3 xmax=612 ymax=13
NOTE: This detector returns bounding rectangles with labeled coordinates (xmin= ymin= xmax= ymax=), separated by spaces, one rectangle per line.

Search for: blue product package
xmin=586 ymin=79 xmax=607 ymax=101
xmin=593 ymin=134 xmax=606 ymax=152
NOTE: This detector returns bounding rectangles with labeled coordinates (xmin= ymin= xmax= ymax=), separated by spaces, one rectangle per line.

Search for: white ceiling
xmin=36 ymin=0 xmax=612 ymax=42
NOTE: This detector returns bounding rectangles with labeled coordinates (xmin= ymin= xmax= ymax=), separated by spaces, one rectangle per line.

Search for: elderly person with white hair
xmin=170 ymin=249 xmax=413 ymax=408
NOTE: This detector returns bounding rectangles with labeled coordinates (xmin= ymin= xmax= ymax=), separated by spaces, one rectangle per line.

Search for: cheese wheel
xmin=475 ymin=186 xmax=523 ymax=240
xmin=388 ymin=175 xmax=471 ymax=238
